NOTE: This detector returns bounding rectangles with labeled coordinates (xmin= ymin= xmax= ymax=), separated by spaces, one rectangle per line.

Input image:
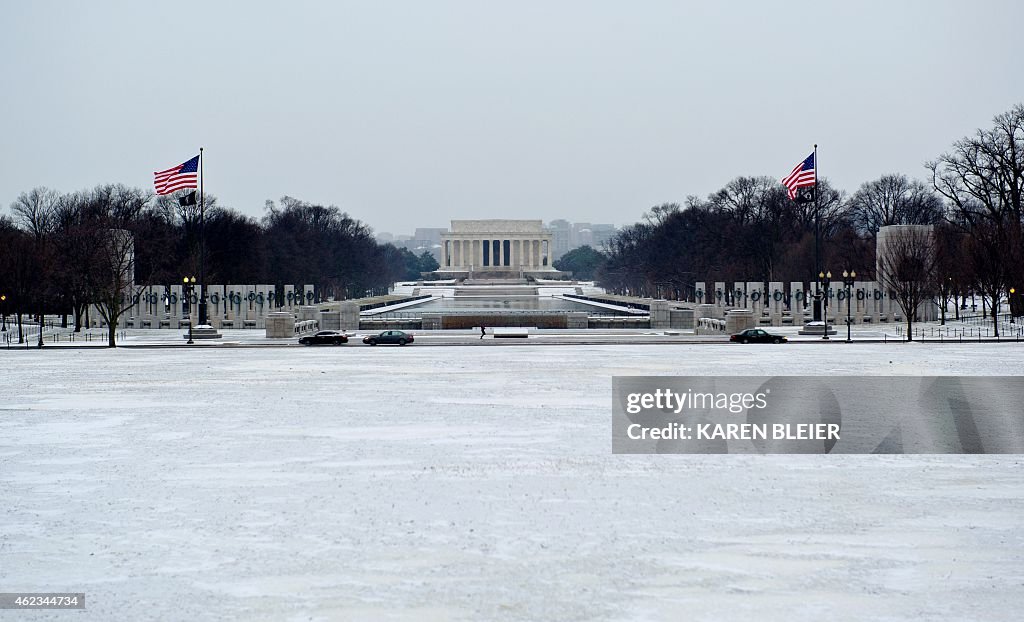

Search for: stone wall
xmin=690 ymin=279 xmax=937 ymax=326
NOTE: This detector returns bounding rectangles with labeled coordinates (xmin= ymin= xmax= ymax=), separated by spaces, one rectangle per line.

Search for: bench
xmin=492 ymin=328 xmax=529 ymax=338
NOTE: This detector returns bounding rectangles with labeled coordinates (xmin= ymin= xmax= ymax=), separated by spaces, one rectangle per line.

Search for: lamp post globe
xmin=183 ymin=276 xmax=196 ymax=344
xmin=818 ymin=271 xmax=831 ymax=340
xmin=842 ymin=270 xmax=856 ymax=342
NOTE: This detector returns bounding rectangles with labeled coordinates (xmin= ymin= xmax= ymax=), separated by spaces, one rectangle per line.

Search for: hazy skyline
xmin=3 ymin=1 xmax=1021 ymax=235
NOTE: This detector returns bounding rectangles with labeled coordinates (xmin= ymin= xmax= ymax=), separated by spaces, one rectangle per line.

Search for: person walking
xmin=480 ymin=326 xmax=486 ymax=340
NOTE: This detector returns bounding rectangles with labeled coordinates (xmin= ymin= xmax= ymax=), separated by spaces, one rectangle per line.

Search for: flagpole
xmin=199 ymin=147 xmax=207 ymax=326
xmin=813 ymin=143 xmax=820 ymax=321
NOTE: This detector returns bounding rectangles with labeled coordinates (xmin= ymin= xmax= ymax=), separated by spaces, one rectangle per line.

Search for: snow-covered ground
xmin=2 ymin=344 xmax=1022 ymax=620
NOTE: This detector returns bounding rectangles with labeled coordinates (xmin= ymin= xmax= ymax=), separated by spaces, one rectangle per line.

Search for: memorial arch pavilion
xmin=438 ymin=220 xmax=558 ymax=277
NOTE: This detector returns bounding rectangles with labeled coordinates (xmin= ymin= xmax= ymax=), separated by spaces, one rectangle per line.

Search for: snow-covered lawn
xmin=2 ymin=344 xmax=1022 ymax=620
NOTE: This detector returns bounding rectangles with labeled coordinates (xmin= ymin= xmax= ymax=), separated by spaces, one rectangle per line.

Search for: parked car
xmin=729 ymin=328 xmax=788 ymax=344
xmin=299 ymin=331 xmax=348 ymax=346
xmin=363 ymin=330 xmax=414 ymax=346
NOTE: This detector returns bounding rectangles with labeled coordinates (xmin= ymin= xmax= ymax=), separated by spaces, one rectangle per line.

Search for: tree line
xmin=0 ymin=190 xmax=436 ymax=344
xmin=596 ymin=103 xmax=1024 ymax=336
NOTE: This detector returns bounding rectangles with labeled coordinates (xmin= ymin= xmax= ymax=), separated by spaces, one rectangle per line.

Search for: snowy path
xmin=1 ymin=344 xmax=1022 ymax=620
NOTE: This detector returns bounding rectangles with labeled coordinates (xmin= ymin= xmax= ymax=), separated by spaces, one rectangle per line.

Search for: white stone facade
xmin=439 ymin=220 xmax=555 ymax=272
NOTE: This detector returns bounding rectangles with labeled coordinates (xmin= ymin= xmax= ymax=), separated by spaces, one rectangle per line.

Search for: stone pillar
xmin=853 ymin=281 xmax=867 ymax=323
xmin=868 ymin=283 xmax=881 ymax=323
xmin=223 ymin=285 xmax=235 ymax=324
xmin=170 ymin=284 xmax=183 ymax=328
xmin=649 ymin=299 xmax=670 ymax=329
xmin=339 ymin=301 xmax=360 ymax=330
xmin=694 ymin=281 xmax=706 ymax=305
xmin=320 ymin=311 xmax=340 ymax=330
xmin=790 ymin=281 xmax=805 ymax=317
xmin=769 ymin=281 xmax=784 ymax=322
xmin=694 ymin=303 xmax=718 ymax=321
xmin=265 ymin=311 xmax=295 ymax=338
xmin=725 ymin=309 xmax=756 ymax=333
xmin=747 ymin=281 xmax=762 ymax=315
xmin=141 ymin=285 xmax=155 ymax=328
xmin=713 ymin=281 xmax=726 ymax=309
xmin=206 ymin=285 xmax=220 ymax=328
xmin=238 ymin=286 xmax=250 ymax=324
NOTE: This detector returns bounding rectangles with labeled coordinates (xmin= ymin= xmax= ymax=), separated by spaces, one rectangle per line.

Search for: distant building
xmin=547 ymin=219 xmax=571 ymax=260
xmin=590 ymin=224 xmax=617 ymax=252
xmin=438 ymin=219 xmax=561 ymax=277
xmin=570 ymin=222 xmax=591 ymax=249
xmin=413 ymin=228 xmax=447 ymax=246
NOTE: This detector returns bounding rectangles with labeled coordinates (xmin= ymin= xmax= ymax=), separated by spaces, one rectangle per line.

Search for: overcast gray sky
xmin=3 ymin=1 xmax=1021 ymax=235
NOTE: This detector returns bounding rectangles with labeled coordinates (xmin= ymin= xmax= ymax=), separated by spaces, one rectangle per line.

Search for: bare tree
xmin=10 ymin=187 xmax=59 ymax=239
xmin=876 ymin=226 xmax=937 ymax=341
xmin=91 ymin=229 xmax=139 ymax=347
xmin=933 ymin=224 xmax=965 ymax=325
xmin=82 ymin=185 xmax=151 ymax=346
xmin=10 ymin=187 xmax=59 ymax=346
xmin=928 ymin=104 xmax=1024 ymax=308
xmin=847 ymin=174 xmax=944 ymax=236
xmin=964 ymin=222 xmax=1011 ymax=336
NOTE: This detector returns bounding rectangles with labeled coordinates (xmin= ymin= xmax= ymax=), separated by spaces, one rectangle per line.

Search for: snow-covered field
xmin=2 ymin=343 xmax=1022 ymax=621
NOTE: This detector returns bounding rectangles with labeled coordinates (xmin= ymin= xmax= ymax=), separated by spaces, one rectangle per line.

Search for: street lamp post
xmin=1 ymin=294 xmax=6 ymax=332
xmin=1011 ymin=287 xmax=1017 ymax=325
xmin=842 ymin=270 xmax=856 ymax=343
xmin=183 ymin=276 xmax=196 ymax=344
xmin=818 ymin=271 xmax=831 ymax=340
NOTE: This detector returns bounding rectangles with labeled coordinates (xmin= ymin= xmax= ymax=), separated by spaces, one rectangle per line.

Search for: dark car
xmin=299 ymin=330 xmax=348 ymax=346
xmin=729 ymin=328 xmax=788 ymax=344
xmin=362 ymin=330 xmax=414 ymax=346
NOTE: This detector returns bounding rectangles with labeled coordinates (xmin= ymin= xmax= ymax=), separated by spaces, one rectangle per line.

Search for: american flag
xmin=782 ymin=152 xmax=815 ymax=200
xmin=154 ymin=155 xmax=199 ymax=195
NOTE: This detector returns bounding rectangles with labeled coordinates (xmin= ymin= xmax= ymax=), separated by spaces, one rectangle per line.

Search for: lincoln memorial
xmin=439 ymin=220 xmax=558 ymax=277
